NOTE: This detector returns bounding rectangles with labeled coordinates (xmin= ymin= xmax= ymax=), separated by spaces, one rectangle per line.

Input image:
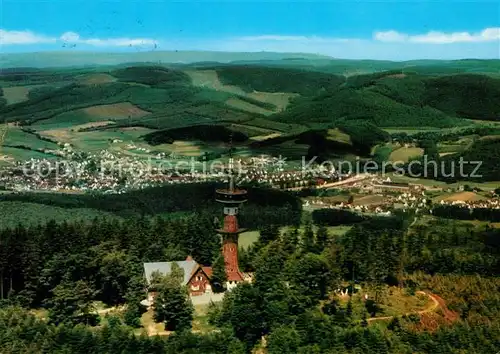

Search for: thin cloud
xmin=0 ymin=29 xmax=56 ymax=45
xmin=375 ymin=27 xmax=500 ymax=44
xmin=60 ymin=31 xmax=157 ymax=47
xmin=239 ymin=35 xmax=311 ymax=41
xmin=237 ymin=35 xmax=354 ymax=43
xmin=0 ymin=29 xmax=157 ymax=47
xmin=373 ymin=30 xmax=408 ymax=43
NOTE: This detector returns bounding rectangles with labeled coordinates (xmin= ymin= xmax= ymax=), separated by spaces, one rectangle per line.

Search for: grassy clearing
xmin=335 ymin=286 xmax=431 ymax=321
xmin=479 ymin=135 xmax=500 ymax=141
xmin=138 ymin=304 xmax=216 ymax=336
xmin=170 ymin=141 xmax=202 ymax=156
xmin=279 ymin=225 xmax=352 ymax=238
xmin=225 ymin=97 xmax=273 ymax=115
xmin=3 ymin=127 xmax=59 ymax=150
xmin=76 ymin=73 xmax=117 ymax=85
xmin=247 ymin=91 xmax=298 ymax=111
xmin=185 ymin=69 xmax=246 ymax=95
xmin=39 ymin=126 xmax=155 ymax=151
xmin=437 ymin=143 xmax=465 ymax=154
xmin=464 ymin=220 xmax=500 ymax=228
xmin=389 ymin=146 xmax=424 ymax=163
xmin=352 ymin=194 xmax=386 ymax=206
xmin=439 ymin=152 xmax=457 ymax=157
xmin=388 ymin=173 xmax=500 ymax=191
xmin=254 ymin=140 xmax=310 ymax=160
xmin=327 ymin=128 xmax=352 ymax=145
xmin=0 ymin=146 xmax=58 ymax=161
xmin=192 ymin=304 xmax=216 ymax=333
xmin=244 ymin=117 xmax=306 ymax=133
xmin=139 ymin=309 xmax=167 ymax=336
xmin=31 ymin=102 xmax=151 ymax=131
xmin=434 ymin=191 xmax=490 ymax=203
xmin=82 ymin=102 xmax=151 ymax=119
xmin=249 ymin=132 xmax=282 ymax=142
xmin=32 ymin=110 xmax=104 ymax=130
xmin=2 ymin=85 xmax=42 ymax=104
xmin=239 ymin=231 xmax=260 ymax=249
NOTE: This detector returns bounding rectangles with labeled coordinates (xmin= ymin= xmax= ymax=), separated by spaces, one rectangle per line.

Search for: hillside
xmin=272 ymin=72 xmax=500 ymax=127
xmin=214 ymin=65 xmax=345 ymax=95
xmin=0 ymin=51 xmax=331 ymax=68
xmin=1 ymin=61 xmax=499 ymax=164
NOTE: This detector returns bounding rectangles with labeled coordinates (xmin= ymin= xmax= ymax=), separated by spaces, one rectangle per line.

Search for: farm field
xmin=2 ymin=85 xmax=43 ymax=104
xmin=433 ymin=191 xmax=490 ymax=203
xmin=0 ymin=146 xmax=59 ymax=162
xmin=327 ymin=128 xmax=353 ymax=145
xmin=387 ymin=173 xmax=500 ymax=191
xmin=0 ymin=60 xmax=498 ymax=186
xmin=352 ymin=194 xmax=386 ymax=206
xmin=225 ymin=97 xmax=274 ymax=115
xmin=75 ymin=73 xmax=117 ymax=85
xmin=389 ymin=146 xmax=424 ymax=163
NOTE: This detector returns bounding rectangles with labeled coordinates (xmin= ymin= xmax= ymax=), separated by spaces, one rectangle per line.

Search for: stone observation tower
xmin=215 ymin=155 xmax=247 ymax=288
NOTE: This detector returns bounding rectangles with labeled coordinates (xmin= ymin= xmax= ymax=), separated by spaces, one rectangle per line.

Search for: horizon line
xmin=1 ymin=50 xmax=499 ymax=64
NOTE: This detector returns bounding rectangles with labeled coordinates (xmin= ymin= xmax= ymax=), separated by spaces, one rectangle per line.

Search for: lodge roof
xmin=143 ymin=259 xmax=198 ymax=286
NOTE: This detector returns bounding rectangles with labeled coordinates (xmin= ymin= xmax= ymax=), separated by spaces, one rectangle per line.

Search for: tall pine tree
xmin=211 ymin=254 xmax=227 ymax=293
xmin=153 ymin=264 xmax=193 ymax=332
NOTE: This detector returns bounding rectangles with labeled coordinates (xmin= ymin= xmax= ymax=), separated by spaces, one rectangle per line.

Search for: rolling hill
xmin=0 ymin=58 xmax=499 ymax=165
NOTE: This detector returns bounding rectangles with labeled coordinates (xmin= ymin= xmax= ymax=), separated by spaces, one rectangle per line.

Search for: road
xmin=284 ymin=174 xmax=372 ymax=192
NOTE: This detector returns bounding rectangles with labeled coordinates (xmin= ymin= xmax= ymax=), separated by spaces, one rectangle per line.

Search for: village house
xmin=141 ymin=256 xmax=213 ymax=307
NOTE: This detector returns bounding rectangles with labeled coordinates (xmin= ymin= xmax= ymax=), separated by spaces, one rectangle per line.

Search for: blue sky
xmin=1 ymin=0 xmax=499 ymax=60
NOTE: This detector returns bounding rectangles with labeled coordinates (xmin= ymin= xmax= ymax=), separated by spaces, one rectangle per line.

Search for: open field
xmin=225 ymin=97 xmax=273 ymax=115
xmin=387 ymin=173 xmax=500 ymax=191
xmin=352 ymin=194 xmax=386 ymax=206
xmin=336 ymin=285 xmax=431 ymax=321
xmin=249 ymin=132 xmax=282 ymax=141
xmin=2 ymin=85 xmax=43 ymax=104
xmin=0 ymin=62 xmax=499 ymax=177
xmin=138 ymin=302 xmax=217 ymax=336
xmin=279 ymin=224 xmax=353 ymax=237
xmin=3 ymin=127 xmax=59 ymax=150
xmin=389 ymin=146 xmax=424 ymax=162
xmin=247 ymin=91 xmax=298 ymax=111
xmin=82 ymin=102 xmax=151 ymax=119
xmin=0 ymin=146 xmax=58 ymax=161
xmin=239 ymin=230 xmax=260 ymax=249
xmin=36 ymin=125 xmax=166 ymax=156
xmin=439 ymin=152 xmax=457 ymax=157
xmin=186 ymin=69 xmax=296 ymax=113
xmin=30 ymin=102 xmax=151 ymax=131
xmin=76 ymin=73 xmax=117 ymax=85
xmin=186 ymin=69 xmax=246 ymax=95
xmin=327 ymin=128 xmax=352 ymax=145
xmin=434 ymin=191 xmax=490 ymax=203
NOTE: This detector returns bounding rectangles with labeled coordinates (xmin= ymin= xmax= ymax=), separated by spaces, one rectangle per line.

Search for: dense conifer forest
xmin=1 ymin=200 xmax=499 ymax=352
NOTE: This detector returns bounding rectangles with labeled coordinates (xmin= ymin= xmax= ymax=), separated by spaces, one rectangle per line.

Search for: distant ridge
xmin=0 ymin=50 xmax=332 ymax=68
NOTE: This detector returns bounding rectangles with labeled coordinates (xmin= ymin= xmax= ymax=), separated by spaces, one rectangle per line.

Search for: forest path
xmin=367 ymin=291 xmax=440 ymax=323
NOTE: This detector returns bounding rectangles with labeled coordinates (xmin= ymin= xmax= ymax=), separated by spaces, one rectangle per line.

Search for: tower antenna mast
xmin=215 ymin=123 xmax=247 ymax=288
xmin=228 ymin=125 xmax=235 ymax=192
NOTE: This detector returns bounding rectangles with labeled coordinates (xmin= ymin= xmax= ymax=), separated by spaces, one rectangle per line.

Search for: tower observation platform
xmin=215 ymin=157 xmax=247 ymax=284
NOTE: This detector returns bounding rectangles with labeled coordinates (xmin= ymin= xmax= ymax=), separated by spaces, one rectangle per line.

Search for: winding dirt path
xmin=367 ymin=291 xmax=440 ymax=323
